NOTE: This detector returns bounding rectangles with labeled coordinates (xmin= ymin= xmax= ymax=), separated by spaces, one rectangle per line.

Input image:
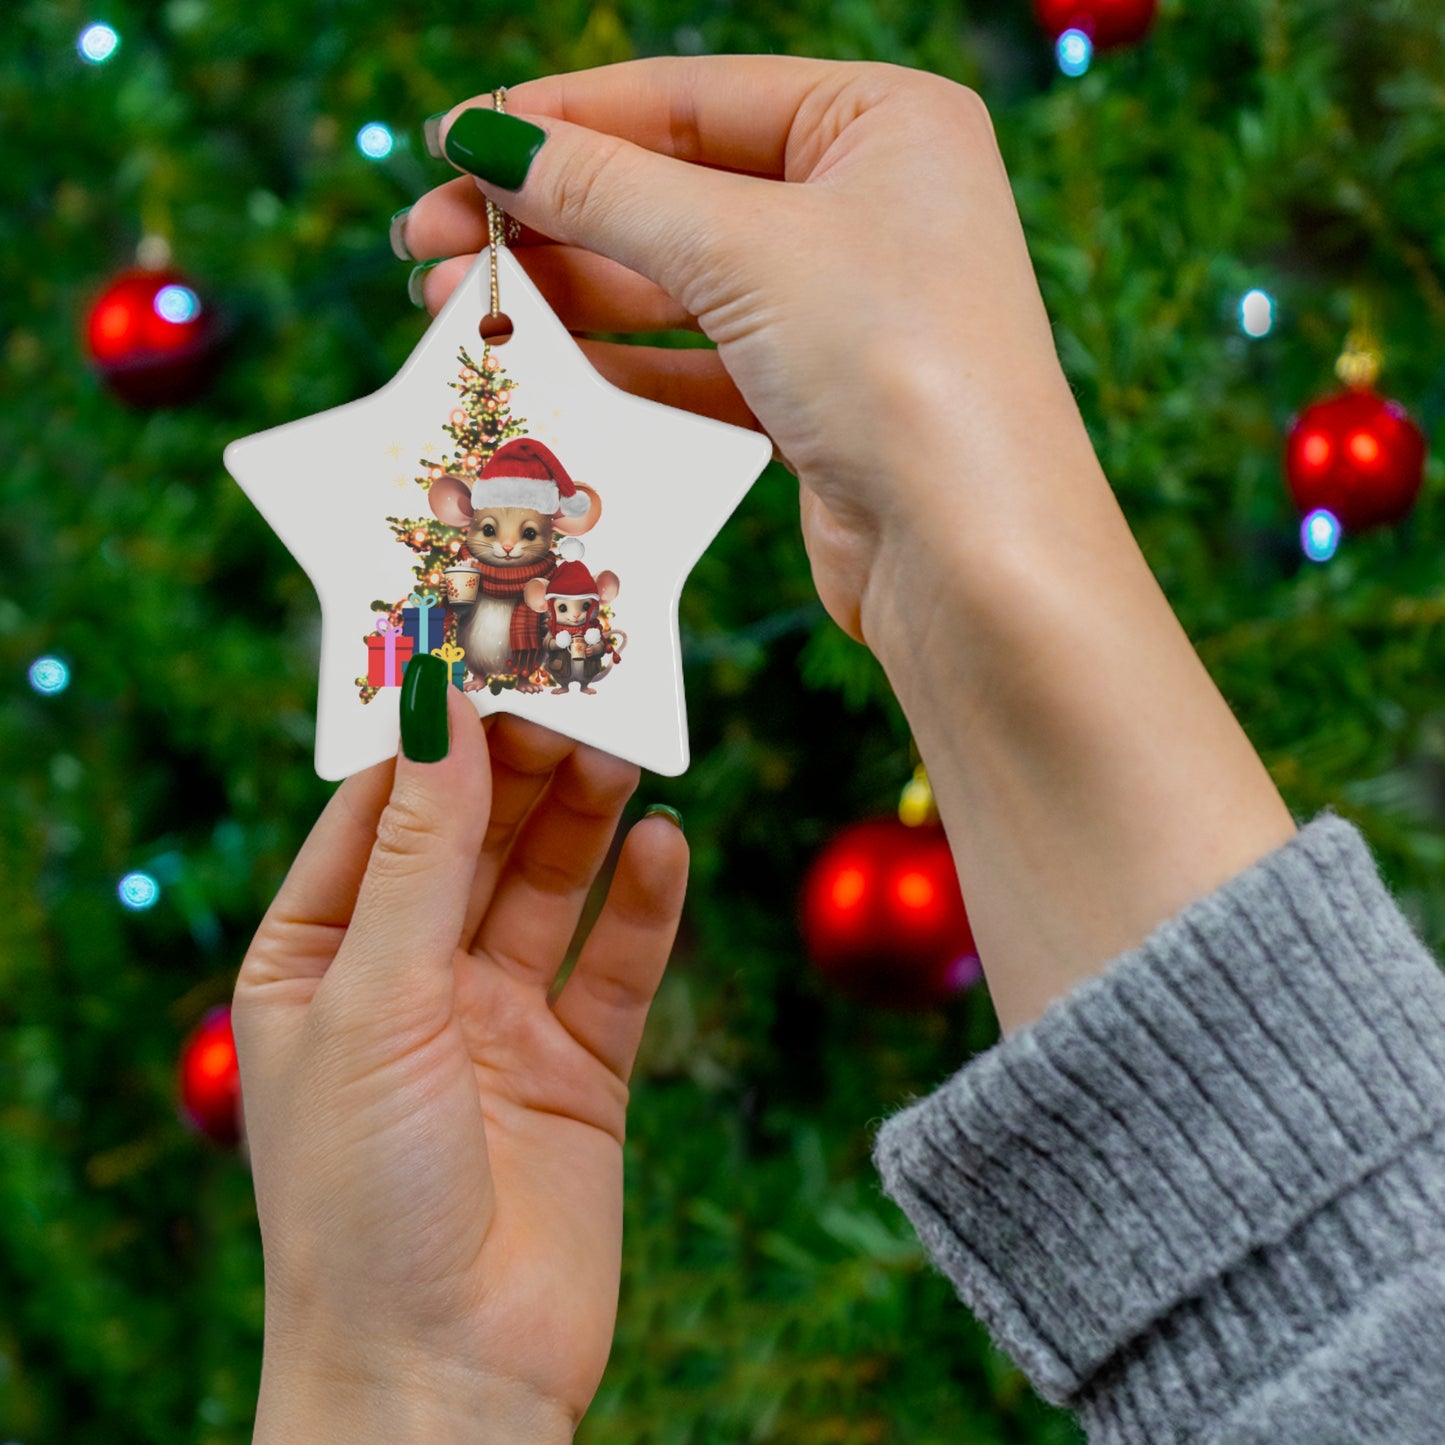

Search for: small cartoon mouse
xmin=428 ymin=439 xmax=601 ymax=690
xmin=522 ymin=540 xmax=624 ymax=694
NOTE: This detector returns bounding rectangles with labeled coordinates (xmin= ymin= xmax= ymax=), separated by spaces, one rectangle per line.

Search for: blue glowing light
xmin=1301 ymin=508 xmax=1342 ymax=563
xmin=1057 ymin=28 xmax=1093 ymax=77
xmin=28 ymin=657 xmax=70 ymax=695
xmin=154 ymin=284 xmax=201 ymax=324
xmin=1240 ymin=288 xmax=1275 ymax=338
xmin=357 ymin=123 xmax=395 ymax=159
xmin=78 ymin=23 xmax=120 ymax=64
xmin=118 ymin=871 xmax=161 ymax=911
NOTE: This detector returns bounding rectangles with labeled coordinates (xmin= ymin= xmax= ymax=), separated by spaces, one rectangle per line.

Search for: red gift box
xmin=366 ymin=630 xmax=415 ymax=686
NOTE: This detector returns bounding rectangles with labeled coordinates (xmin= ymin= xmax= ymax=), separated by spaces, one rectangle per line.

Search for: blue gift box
xmin=401 ymin=596 xmax=449 ymax=658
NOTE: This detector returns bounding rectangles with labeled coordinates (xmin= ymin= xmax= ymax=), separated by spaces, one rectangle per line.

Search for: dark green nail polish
xmin=407 ymin=259 xmax=443 ymax=308
xmin=423 ymin=112 xmax=447 ymax=159
xmin=401 ymin=653 xmax=449 ymax=762
xmin=644 ymin=804 xmax=684 ymax=834
xmin=389 ymin=206 xmax=413 ymax=261
xmin=443 ymin=107 xmax=546 ymax=192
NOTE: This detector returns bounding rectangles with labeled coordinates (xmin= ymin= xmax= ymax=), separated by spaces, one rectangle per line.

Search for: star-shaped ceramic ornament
xmin=224 ymin=246 xmax=772 ymax=779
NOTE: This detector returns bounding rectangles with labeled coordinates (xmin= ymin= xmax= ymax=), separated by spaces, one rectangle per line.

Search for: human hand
xmin=233 ymin=691 xmax=688 ymax=1442
xmin=401 ymin=56 xmax=1099 ymax=645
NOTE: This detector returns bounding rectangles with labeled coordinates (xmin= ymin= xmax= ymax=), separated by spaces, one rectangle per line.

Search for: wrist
xmin=858 ymin=337 xmax=1109 ymax=640
xmin=254 ymin=1349 xmax=575 ymax=1445
xmin=858 ymin=419 xmax=1123 ymax=678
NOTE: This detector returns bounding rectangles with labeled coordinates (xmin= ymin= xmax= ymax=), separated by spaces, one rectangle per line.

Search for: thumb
xmin=437 ymin=103 xmax=766 ymax=317
xmin=320 ymin=656 xmax=490 ymax=1029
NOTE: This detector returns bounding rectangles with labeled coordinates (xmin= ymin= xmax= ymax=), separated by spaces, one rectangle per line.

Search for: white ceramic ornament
xmin=224 ymin=246 xmax=772 ymax=779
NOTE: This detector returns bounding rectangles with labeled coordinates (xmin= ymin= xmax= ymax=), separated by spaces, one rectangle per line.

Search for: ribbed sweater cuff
xmin=870 ymin=812 xmax=1445 ymax=1409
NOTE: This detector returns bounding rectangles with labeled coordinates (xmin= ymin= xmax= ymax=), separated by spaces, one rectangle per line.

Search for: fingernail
xmin=644 ymin=804 xmax=684 ymax=834
xmin=423 ymin=112 xmax=447 ymax=159
xmin=401 ymin=653 xmax=450 ymax=762
xmin=407 ymin=259 xmax=443 ymax=308
xmin=389 ymin=206 xmax=413 ymax=261
xmin=443 ymin=107 xmax=546 ymax=192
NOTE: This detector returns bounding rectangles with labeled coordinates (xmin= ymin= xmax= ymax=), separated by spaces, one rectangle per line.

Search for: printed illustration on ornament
xmin=358 ymin=344 xmax=626 ymax=703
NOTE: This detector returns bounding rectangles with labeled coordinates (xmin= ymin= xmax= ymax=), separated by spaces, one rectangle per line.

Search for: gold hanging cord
xmin=485 ymin=88 xmax=521 ymax=322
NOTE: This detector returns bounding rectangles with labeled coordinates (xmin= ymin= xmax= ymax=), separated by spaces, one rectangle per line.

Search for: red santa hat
xmin=547 ymin=537 xmax=599 ymax=600
xmin=474 ymin=438 xmax=590 ymax=518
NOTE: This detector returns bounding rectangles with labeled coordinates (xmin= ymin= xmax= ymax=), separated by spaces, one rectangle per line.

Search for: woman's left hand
xmin=233 ymin=697 xmax=688 ymax=1443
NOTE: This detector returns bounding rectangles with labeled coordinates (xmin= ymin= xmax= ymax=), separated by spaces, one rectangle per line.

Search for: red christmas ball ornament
xmin=85 ymin=267 xmax=220 ymax=407
xmin=800 ymin=818 xmax=981 ymax=1010
xmin=1034 ymin=0 xmax=1157 ymax=49
xmin=1285 ymin=388 xmax=1427 ymax=533
xmin=177 ymin=1005 xmax=242 ymax=1147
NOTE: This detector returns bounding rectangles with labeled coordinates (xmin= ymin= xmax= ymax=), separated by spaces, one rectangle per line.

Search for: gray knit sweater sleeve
xmin=871 ymin=811 xmax=1445 ymax=1443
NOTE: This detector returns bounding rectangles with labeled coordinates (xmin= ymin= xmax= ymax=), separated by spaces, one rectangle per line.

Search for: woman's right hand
xmin=403 ymin=56 xmax=1299 ymax=1039
xmin=401 ymin=57 xmax=1099 ymax=644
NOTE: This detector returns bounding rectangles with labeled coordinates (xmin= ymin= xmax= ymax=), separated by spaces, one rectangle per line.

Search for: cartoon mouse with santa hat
xmin=523 ymin=538 xmax=625 ymax=694
xmin=427 ymin=437 xmax=604 ymax=691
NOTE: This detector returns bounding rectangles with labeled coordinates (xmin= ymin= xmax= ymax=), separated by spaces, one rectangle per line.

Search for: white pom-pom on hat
xmin=557 ymin=537 xmax=586 ymax=562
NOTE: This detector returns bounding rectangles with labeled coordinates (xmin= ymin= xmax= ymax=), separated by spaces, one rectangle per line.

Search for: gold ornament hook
xmin=1335 ymin=297 xmax=1383 ymax=390
xmin=898 ymin=764 xmax=938 ymax=827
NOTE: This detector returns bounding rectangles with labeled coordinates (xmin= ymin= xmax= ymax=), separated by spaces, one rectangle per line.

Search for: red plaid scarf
xmin=472 ymin=555 xmax=556 ymax=671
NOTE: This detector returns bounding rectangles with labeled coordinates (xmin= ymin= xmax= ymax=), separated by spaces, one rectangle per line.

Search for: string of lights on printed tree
xmin=47 ymin=8 xmax=1438 ymax=1141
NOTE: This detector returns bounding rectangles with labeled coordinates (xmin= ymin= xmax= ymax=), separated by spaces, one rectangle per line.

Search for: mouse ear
xmin=552 ymin=483 xmax=601 ymax=536
xmin=428 ymin=473 xmax=475 ymax=527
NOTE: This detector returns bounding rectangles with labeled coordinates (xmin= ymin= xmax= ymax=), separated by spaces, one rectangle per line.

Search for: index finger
xmin=451 ymin=54 xmax=850 ymax=179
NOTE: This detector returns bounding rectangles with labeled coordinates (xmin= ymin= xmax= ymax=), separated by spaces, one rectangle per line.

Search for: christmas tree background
xmin=3 ymin=1 xmax=1445 ymax=1441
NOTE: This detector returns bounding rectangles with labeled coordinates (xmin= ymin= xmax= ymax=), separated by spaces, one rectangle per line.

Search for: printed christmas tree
xmin=354 ymin=345 xmax=527 ymax=702
xmin=385 ymin=343 xmax=526 ymax=599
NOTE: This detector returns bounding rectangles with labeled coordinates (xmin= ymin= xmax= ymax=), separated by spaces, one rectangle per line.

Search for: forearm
xmin=859 ymin=404 xmax=1296 ymax=1034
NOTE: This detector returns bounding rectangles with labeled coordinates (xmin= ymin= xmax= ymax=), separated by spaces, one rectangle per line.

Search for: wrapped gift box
xmin=365 ymin=626 xmax=415 ymax=686
xmin=401 ymin=594 xmax=449 ymax=658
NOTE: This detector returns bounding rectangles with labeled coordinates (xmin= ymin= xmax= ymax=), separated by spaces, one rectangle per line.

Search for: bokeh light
xmin=153 ymin=284 xmax=201 ymax=324
xmin=28 ymin=657 xmax=70 ymax=695
xmin=118 ymin=871 xmax=161 ymax=910
xmin=356 ymin=122 xmax=395 ymax=159
xmin=1301 ymin=508 xmax=1342 ymax=563
xmin=1057 ymin=29 xmax=1093 ymax=77
xmin=1300 ymin=432 xmax=1331 ymax=471
xmin=895 ymin=870 xmax=936 ymax=911
xmin=1240 ymin=288 xmax=1275 ymax=338
xmin=945 ymin=952 xmax=983 ymax=992
xmin=78 ymin=23 xmax=119 ymax=64
xmin=1348 ymin=430 xmax=1381 ymax=466
xmin=830 ymin=865 xmax=867 ymax=911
